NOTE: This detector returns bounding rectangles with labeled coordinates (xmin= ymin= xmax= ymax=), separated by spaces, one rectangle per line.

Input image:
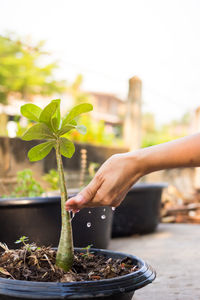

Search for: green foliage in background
xmin=141 ymin=112 xmax=190 ymax=148
xmin=88 ymin=162 xmax=100 ymax=178
xmin=7 ymin=169 xmax=44 ymax=198
xmin=141 ymin=131 xmax=179 ymax=147
xmin=0 ymin=33 xmax=66 ymax=103
xmin=69 ymin=115 xmax=122 ymax=146
xmin=67 ymin=74 xmax=90 ymax=105
xmin=21 ymin=99 xmax=93 ymax=271
xmin=43 ymin=169 xmax=60 ymax=191
xmin=83 ymin=162 xmax=100 ymax=185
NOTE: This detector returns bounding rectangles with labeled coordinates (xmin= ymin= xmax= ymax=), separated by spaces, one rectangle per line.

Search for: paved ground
xmin=109 ymin=223 xmax=200 ymax=300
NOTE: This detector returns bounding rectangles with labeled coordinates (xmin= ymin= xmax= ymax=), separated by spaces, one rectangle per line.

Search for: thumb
xmin=66 ymin=175 xmax=102 ymax=210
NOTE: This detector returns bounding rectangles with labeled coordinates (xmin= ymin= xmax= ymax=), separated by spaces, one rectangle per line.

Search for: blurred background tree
xmin=0 ymin=33 xmax=66 ymax=104
xmin=141 ymin=112 xmax=191 ymax=147
xmin=67 ymin=74 xmax=90 ymax=105
xmin=68 ymin=115 xmax=117 ymax=146
xmin=0 ymin=33 xmax=190 ymax=147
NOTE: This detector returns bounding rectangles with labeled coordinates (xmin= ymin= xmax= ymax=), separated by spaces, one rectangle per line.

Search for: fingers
xmin=66 ymin=177 xmax=130 ymax=212
xmin=65 ymin=152 xmax=135 ymax=211
xmin=111 ymin=191 xmax=127 ymax=207
xmin=65 ymin=194 xmax=85 ymax=212
xmin=65 ymin=174 xmax=103 ymax=212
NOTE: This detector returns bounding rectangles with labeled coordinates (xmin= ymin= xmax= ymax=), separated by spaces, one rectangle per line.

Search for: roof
xmin=89 ymin=91 xmax=125 ymax=103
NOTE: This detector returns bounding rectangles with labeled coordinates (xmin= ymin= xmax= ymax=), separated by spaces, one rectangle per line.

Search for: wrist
xmin=124 ymin=150 xmax=148 ymax=179
xmin=128 ymin=147 xmax=156 ymax=177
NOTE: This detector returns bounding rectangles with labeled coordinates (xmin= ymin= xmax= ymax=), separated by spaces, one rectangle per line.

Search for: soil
xmin=0 ymin=243 xmax=138 ymax=282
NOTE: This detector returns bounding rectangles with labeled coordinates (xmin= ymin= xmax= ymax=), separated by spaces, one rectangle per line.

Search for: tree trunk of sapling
xmin=55 ymin=140 xmax=74 ymax=271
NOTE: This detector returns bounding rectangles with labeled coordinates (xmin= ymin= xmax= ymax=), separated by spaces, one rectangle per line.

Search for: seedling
xmin=15 ymin=236 xmax=41 ymax=252
xmin=80 ymin=244 xmax=93 ymax=258
xmin=20 ymin=99 xmax=93 ymax=271
xmin=15 ymin=236 xmax=29 ymax=246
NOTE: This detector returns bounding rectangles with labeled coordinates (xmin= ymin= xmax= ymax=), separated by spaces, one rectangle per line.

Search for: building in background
xmin=89 ymin=92 xmax=125 ymax=137
xmin=0 ymin=84 xmax=127 ymax=139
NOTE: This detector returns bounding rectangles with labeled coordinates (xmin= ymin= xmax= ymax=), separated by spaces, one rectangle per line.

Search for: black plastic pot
xmin=112 ymin=183 xmax=167 ymax=237
xmin=0 ymin=195 xmax=113 ymax=249
xmin=0 ymin=248 xmax=156 ymax=300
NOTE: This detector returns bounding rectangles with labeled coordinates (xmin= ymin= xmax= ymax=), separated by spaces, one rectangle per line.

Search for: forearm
xmin=135 ymin=133 xmax=200 ymax=175
xmin=66 ymin=133 xmax=200 ymax=211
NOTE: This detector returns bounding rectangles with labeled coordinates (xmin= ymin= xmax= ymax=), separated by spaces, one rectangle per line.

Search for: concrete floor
xmin=109 ymin=223 xmax=200 ymax=300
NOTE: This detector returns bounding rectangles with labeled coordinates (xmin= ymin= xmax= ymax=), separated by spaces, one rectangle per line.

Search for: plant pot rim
xmin=130 ymin=182 xmax=168 ymax=191
xmin=0 ymin=248 xmax=156 ymax=299
xmin=0 ymin=195 xmax=61 ymax=207
xmin=0 ymin=188 xmax=81 ymax=207
xmin=0 ymin=196 xmax=111 ymax=209
xmin=0 ymin=189 xmax=77 ymax=205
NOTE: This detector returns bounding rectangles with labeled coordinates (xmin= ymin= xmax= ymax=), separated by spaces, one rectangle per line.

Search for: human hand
xmin=66 ymin=133 xmax=200 ymax=212
xmin=65 ymin=152 xmax=143 ymax=212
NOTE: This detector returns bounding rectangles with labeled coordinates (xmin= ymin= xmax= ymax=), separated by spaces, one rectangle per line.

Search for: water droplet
xmin=70 ymin=212 xmax=75 ymax=220
xmin=101 ymin=215 xmax=106 ymax=220
xmin=112 ymin=207 xmax=116 ymax=211
xmin=120 ymin=288 xmax=125 ymax=292
xmin=103 ymin=208 xmax=106 ymax=212
xmin=87 ymin=222 xmax=91 ymax=227
xmin=88 ymin=211 xmax=91 ymax=214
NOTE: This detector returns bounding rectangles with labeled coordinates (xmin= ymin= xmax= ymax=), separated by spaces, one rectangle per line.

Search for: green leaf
xmin=22 ymin=123 xmax=55 ymax=141
xmin=15 ymin=236 xmax=29 ymax=244
xmin=76 ymin=125 xmax=87 ymax=135
xmin=28 ymin=141 xmax=55 ymax=161
xmin=60 ymin=138 xmax=75 ymax=158
xmin=21 ymin=104 xmax=42 ymax=122
xmin=51 ymin=99 xmax=61 ymax=130
xmin=62 ymin=103 xmax=93 ymax=127
xmin=39 ymin=99 xmax=60 ymax=131
xmin=58 ymin=124 xmax=76 ymax=136
xmin=69 ymin=119 xmax=77 ymax=126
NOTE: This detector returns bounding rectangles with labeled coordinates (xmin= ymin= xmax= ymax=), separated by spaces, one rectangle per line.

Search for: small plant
xmin=15 ymin=236 xmax=41 ymax=252
xmin=43 ymin=169 xmax=60 ymax=191
xmin=13 ymin=169 xmax=44 ymax=197
xmin=80 ymin=244 xmax=93 ymax=258
xmin=15 ymin=236 xmax=29 ymax=246
xmin=2 ymin=169 xmax=44 ymax=198
xmin=20 ymin=99 xmax=92 ymax=271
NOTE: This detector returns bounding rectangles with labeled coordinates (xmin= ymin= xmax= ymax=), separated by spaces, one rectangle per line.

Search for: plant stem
xmin=55 ymin=139 xmax=74 ymax=271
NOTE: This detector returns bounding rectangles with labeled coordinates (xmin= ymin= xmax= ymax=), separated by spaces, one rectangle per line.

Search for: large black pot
xmin=112 ymin=183 xmax=167 ymax=237
xmin=0 ymin=248 xmax=156 ymax=300
xmin=0 ymin=195 xmax=113 ymax=249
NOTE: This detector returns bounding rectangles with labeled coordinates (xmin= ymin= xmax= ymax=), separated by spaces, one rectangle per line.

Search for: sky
xmin=1 ymin=0 xmax=200 ymax=125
